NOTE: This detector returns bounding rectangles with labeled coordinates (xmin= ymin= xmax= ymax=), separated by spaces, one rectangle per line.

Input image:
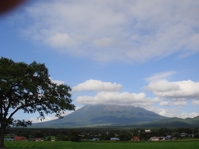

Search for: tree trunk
xmin=0 ymin=93 xmax=5 ymax=148
xmin=0 ymin=126 xmax=5 ymax=148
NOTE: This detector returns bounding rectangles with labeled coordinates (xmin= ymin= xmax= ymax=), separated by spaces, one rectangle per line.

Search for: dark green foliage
xmin=0 ymin=57 xmax=75 ymax=148
xmin=46 ymin=136 xmax=51 ymax=141
xmin=194 ymin=132 xmax=199 ymax=138
xmin=5 ymin=127 xmax=199 ymax=143
xmin=119 ymin=132 xmax=132 ymax=141
xmin=56 ymin=134 xmax=69 ymax=141
xmin=69 ymin=130 xmax=81 ymax=142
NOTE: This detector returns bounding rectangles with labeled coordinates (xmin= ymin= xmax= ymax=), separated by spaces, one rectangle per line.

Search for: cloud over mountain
xmin=72 ymin=79 xmax=122 ymax=92
xmin=72 ymin=76 xmax=199 ymax=119
xmin=76 ymin=91 xmax=160 ymax=106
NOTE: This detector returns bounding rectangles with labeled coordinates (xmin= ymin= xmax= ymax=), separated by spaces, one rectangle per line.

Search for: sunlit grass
xmin=5 ymin=140 xmax=199 ymax=149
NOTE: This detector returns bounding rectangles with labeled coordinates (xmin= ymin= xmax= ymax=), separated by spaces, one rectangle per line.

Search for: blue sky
xmin=1 ymin=0 xmax=199 ymax=122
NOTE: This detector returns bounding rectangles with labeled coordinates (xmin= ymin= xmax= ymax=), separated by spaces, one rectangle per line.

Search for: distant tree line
xmin=5 ymin=127 xmax=199 ymax=142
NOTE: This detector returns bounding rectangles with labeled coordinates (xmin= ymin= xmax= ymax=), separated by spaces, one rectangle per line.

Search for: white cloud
xmin=19 ymin=0 xmax=199 ymax=62
xmin=73 ymin=79 xmax=160 ymax=107
xmin=160 ymin=101 xmax=172 ymax=106
xmin=30 ymin=106 xmax=82 ymax=123
xmin=50 ymin=77 xmax=65 ymax=85
xmin=145 ymin=71 xmax=176 ymax=82
xmin=46 ymin=33 xmax=76 ymax=47
xmin=178 ymin=112 xmax=199 ymax=119
xmin=76 ymin=91 xmax=161 ymax=106
xmin=73 ymin=79 xmax=199 ymax=118
xmin=172 ymin=101 xmax=187 ymax=106
xmin=93 ymin=37 xmax=116 ymax=47
xmin=160 ymin=100 xmax=187 ymax=106
xmin=146 ymin=80 xmax=180 ymax=92
xmin=72 ymin=79 xmax=122 ymax=92
xmin=148 ymin=107 xmax=177 ymax=118
xmin=145 ymin=80 xmax=199 ymax=100
xmin=192 ymin=100 xmax=199 ymax=105
xmin=30 ymin=116 xmax=58 ymax=123
xmin=148 ymin=107 xmax=199 ymax=119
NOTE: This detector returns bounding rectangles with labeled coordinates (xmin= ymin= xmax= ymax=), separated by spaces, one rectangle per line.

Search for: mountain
xmin=33 ymin=105 xmax=167 ymax=127
xmin=185 ymin=116 xmax=199 ymax=126
xmin=32 ymin=105 xmax=199 ymax=128
xmin=138 ymin=117 xmax=192 ymax=128
xmin=125 ymin=116 xmax=199 ymax=128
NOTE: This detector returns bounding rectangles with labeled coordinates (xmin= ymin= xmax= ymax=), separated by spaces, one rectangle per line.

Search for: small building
xmin=14 ymin=136 xmax=26 ymax=141
xmin=35 ymin=138 xmax=42 ymax=141
xmin=189 ymin=134 xmax=194 ymax=138
xmin=4 ymin=138 xmax=14 ymax=141
xmin=165 ymin=135 xmax=172 ymax=140
xmin=145 ymin=130 xmax=151 ymax=133
xmin=149 ymin=136 xmax=165 ymax=141
xmin=180 ymin=133 xmax=187 ymax=137
xmin=132 ymin=136 xmax=140 ymax=141
xmin=92 ymin=138 xmax=99 ymax=141
xmin=110 ymin=137 xmax=120 ymax=141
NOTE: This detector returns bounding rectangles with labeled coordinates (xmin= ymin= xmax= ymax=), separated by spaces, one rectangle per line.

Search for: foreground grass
xmin=5 ymin=140 xmax=199 ymax=149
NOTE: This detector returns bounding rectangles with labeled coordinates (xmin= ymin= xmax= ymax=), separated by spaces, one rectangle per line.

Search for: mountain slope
xmin=123 ymin=116 xmax=199 ymax=128
xmin=33 ymin=105 xmax=167 ymax=127
xmin=186 ymin=116 xmax=199 ymax=126
xmin=138 ymin=117 xmax=192 ymax=128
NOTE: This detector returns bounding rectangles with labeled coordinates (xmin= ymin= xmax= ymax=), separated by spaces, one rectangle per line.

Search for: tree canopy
xmin=0 ymin=57 xmax=75 ymax=148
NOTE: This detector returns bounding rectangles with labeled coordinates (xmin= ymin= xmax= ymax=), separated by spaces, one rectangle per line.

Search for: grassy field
xmin=5 ymin=140 xmax=199 ymax=149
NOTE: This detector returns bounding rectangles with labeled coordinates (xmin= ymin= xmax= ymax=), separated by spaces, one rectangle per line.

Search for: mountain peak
xmin=33 ymin=105 xmax=167 ymax=127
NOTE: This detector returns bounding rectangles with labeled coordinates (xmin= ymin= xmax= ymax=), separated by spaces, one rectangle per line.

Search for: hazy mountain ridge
xmin=33 ymin=105 xmax=198 ymax=128
xmin=33 ymin=105 xmax=166 ymax=127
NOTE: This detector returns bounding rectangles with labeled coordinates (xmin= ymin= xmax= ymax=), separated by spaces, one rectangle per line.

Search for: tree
xmin=69 ymin=130 xmax=81 ymax=142
xmin=0 ymin=57 xmax=75 ymax=148
xmin=56 ymin=134 xmax=69 ymax=141
xmin=119 ymin=132 xmax=132 ymax=141
xmin=0 ymin=0 xmax=26 ymax=15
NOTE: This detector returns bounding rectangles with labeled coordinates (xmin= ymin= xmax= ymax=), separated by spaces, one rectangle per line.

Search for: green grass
xmin=5 ymin=141 xmax=199 ymax=149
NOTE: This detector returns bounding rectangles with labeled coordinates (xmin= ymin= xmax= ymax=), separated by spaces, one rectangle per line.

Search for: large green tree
xmin=0 ymin=57 xmax=75 ymax=148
